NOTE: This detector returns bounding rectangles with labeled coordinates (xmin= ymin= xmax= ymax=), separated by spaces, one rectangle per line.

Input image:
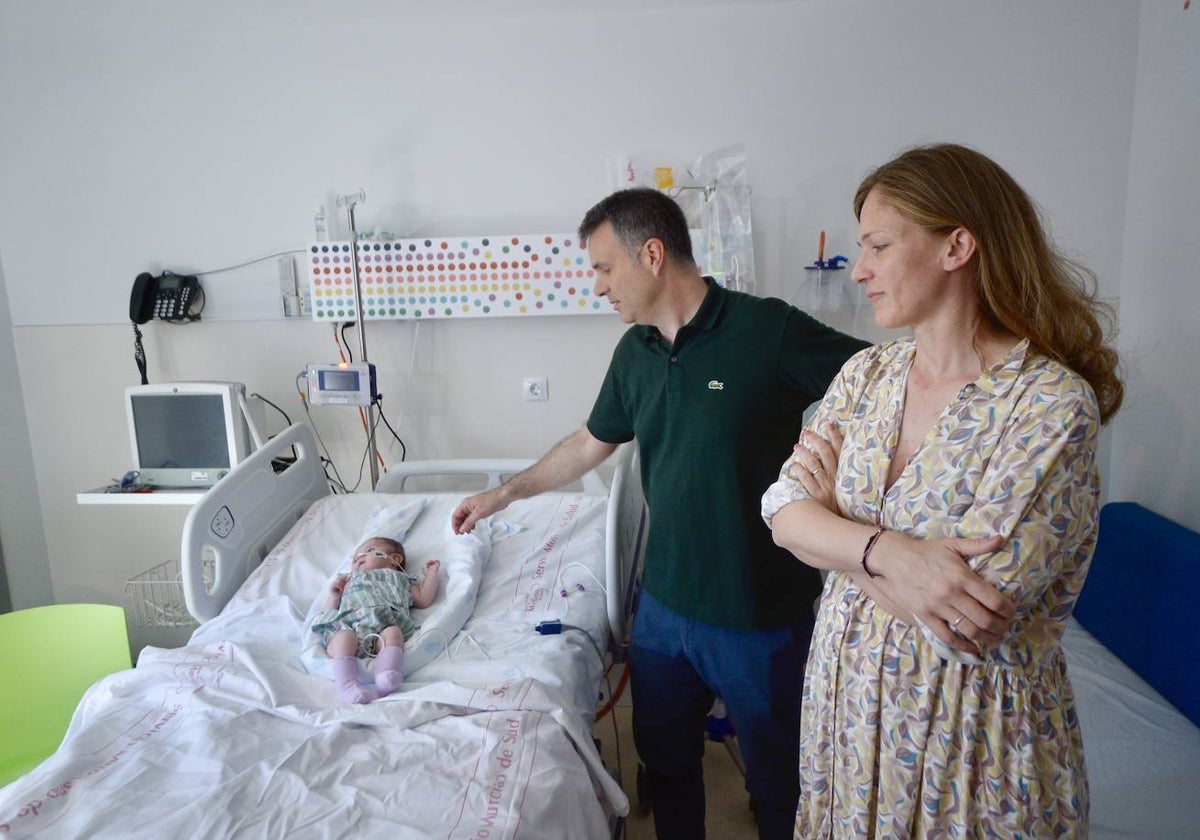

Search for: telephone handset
xmin=130 ymin=271 xmax=200 ymax=324
xmin=129 ymin=271 xmax=203 ymax=385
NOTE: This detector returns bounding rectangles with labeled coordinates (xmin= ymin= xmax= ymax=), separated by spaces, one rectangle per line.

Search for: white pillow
xmin=400 ymin=517 xmax=496 ymax=675
xmin=340 ymin=498 xmax=429 ymax=570
xmin=222 ymin=495 xmax=428 ymax=614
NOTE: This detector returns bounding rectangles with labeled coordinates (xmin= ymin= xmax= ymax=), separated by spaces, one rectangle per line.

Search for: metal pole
xmin=340 ymin=190 xmax=379 ymax=490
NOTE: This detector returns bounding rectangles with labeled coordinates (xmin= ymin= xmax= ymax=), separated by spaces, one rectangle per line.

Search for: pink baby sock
xmin=374 ymin=645 xmax=405 ymax=695
xmin=332 ymin=656 xmax=375 ymax=704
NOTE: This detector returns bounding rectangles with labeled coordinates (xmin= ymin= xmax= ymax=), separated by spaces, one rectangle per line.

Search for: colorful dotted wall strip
xmin=307 ymin=234 xmax=603 ymax=321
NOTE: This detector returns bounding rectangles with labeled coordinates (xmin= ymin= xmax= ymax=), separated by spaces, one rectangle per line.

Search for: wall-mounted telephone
xmin=130 ymin=272 xmax=201 ymax=324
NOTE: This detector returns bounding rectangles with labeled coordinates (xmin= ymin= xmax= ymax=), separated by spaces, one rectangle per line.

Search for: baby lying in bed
xmin=309 ymin=536 xmax=441 ymax=704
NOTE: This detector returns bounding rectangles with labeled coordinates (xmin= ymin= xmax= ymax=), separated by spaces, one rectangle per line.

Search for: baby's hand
xmin=423 ymin=559 xmax=441 ymax=573
xmin=330 ymin=574 xmax=348 ymax=597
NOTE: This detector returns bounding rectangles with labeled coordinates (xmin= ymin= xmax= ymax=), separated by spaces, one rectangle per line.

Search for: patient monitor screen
xmin=318 ymin=368 xmax=360 ymax=392
xmin=132 ymin=394 xmax=231 ymax=469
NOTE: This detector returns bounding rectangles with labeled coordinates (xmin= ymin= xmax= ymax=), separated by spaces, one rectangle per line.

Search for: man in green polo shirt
xmin=452 ymin=187 xmax=867 ymax=840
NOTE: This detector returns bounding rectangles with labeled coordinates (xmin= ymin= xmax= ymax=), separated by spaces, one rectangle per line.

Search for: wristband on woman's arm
xmin=861 ymin=527 xmax=885 ymax=578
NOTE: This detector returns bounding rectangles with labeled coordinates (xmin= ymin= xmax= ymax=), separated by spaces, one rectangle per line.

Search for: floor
xmin=597 ymin=700 xmax=760 ymax=840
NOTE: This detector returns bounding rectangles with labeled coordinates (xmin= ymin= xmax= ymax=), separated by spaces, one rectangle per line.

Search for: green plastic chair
xmin=0 ymin=603 xmax=131 ymax=787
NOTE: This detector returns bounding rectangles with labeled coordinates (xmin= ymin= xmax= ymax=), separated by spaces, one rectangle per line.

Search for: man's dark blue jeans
xmin=628 ymin=590 xmax=816 ymax=840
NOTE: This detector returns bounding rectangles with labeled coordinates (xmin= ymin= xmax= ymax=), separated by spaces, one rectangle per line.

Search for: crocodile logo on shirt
xmin=708 ymin=380 xmax=724 ymax=390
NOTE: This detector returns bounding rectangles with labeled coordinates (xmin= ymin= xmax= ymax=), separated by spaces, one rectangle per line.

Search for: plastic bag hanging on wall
xmin=610 ymin=151 xmax=692 ymax=194
xmin=692 ymin=144 xmax=755 ymax=295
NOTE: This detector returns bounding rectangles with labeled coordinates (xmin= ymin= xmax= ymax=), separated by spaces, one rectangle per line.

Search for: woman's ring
xmin=950 ymin=615 xmax=964 ymax=632
xmin=812 ymin=468 xmax=825 ymax=477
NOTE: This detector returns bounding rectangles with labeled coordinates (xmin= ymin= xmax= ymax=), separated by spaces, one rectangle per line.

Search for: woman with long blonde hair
xmin=764 ymin=143 xmax=1121 ymax=837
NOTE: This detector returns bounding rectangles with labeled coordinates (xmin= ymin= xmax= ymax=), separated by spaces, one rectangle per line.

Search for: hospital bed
xmin=1063 ymin=501 xmax=1200 ymax=839
xmin=0 ymin=423 xmax=646 ymax=839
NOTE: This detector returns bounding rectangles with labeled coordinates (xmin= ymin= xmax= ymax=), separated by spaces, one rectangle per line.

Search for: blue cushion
xmin=1074 ymin=502 xmax=1200 ymax=727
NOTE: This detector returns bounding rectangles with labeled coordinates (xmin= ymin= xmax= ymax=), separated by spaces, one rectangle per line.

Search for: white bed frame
xmin=181 ymin=422 xmax=647 ymax=653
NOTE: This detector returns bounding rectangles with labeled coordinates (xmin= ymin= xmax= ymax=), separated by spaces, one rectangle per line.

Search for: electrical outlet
xmin=522 ymin=377 xmax=548 ymax=401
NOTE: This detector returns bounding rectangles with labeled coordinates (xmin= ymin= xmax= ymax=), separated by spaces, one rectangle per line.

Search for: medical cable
xmin=600 ymin=646 xmax=624 ymax=788
xmin=417 ymin=621 xmax=538 ymax=663
xmin=593 ymin=661 xmax=630 ymax=723
xmin=331 ymin=324 xmax=387 ymax=475
xmin=345 ymin=408 xmax=384 ymax=493
xmin=248 ymin=392 xmax=297 ymax=468
xmin=251 ymin=392 xmax=292 ymax=427
xmin=457 ymin=626 xmax=538 ymax=661
xmin=339 ymin=321 xmax=356 ymax=362
xmin=375 ymin=396 xmax=408 ymax=462
xmin=556 ymin=563 xmax=608 ymax=599
xmin=346 ymin=319 xmax=417 ymax=464
xmin=376 ymin=320 xmax=419 ymax=464
xmin=553 ymin=563 xmax=609 ymax=621
xmin=191 ymin=248 xmax=307 ymax=277
xmin=296 ymin=371 xmax=349 ymax=493
xmin=324 ymin=460 xmax=350 ymax=494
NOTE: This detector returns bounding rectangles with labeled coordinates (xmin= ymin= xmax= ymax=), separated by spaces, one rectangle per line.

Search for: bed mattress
xmin=1063 ymin=617 xmax=1200 ymax=839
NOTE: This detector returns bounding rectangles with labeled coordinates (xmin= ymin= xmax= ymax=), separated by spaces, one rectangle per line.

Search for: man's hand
xmin=451 ymin=487 xmax=507 ymax=535
xmin=450 ymin=428 xmax=617 ymax=534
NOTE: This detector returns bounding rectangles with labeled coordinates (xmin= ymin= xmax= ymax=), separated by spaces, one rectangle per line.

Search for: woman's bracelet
xmin=861 ymin=527 xmax=885 ymax=579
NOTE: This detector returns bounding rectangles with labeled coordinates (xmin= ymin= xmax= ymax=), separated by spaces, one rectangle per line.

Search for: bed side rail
xmin=376 ymin=458 xmax=607 ymax=496
xmin=181 ymin=423 xmax=330 ymax=622
xmin=606 ymin=443 xmax=646 ymax=658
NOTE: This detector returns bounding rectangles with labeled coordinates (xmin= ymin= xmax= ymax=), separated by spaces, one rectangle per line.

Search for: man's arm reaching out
xmin=450 ymin=427 xmax=618 ymax=534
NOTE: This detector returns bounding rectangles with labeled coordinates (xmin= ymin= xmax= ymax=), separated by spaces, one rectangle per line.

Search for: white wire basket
xmin=124 ymin=557 xmax=212 ymax=628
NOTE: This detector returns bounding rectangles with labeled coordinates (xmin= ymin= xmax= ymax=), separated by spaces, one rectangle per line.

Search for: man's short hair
xmin=578 ymin=188 xmax=695 ymax=266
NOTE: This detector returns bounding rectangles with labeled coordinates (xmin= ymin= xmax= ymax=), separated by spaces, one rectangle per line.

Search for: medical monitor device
xmin=124 ymin=381 xmax=263 ymax=489
xmin=306 ymin=362 xmax=377 ymax=406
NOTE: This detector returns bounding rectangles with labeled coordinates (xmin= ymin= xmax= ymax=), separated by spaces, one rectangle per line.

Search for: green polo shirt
xmin=587 ymin=279 xmax=868 ymax=630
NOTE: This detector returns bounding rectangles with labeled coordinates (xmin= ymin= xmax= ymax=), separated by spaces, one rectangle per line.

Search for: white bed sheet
xmin=0 ymin=491 xmax=627 ymax=839
xmin=1063 ymin=618 xmax=1200 ymax=839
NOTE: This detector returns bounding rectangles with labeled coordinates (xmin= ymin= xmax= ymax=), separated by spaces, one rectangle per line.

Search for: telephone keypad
xmin=154 ymin=287 xmax=192 ymax=319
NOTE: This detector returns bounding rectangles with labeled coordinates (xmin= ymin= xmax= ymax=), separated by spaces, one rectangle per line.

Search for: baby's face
xmin=351 ymin=538 xmax=405 ymax=572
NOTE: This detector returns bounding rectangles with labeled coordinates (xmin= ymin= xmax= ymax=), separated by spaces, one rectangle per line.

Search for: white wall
xmin=1 ymin=0 xmax=1137 ymax=325
xmin=3 ymin=0 xmax=1191 ymax=648
xmin=0 ymin=256 xmax=53 ymax=611
xmin=1110 ymin=1 xmax=1200 ymax=531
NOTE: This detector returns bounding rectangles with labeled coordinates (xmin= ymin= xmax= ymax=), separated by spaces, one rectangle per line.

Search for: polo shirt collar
xmin=641 ymin=276 xmax=727 ymax=345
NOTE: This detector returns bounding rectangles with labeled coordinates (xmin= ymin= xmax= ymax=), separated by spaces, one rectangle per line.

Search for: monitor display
xmin=318 ymin=368 xmax=360 ymax=393
xmin=124 ymin=382 xmax=253 ymax=489
xmin=130 ymin=394 xmax=231 ymax=470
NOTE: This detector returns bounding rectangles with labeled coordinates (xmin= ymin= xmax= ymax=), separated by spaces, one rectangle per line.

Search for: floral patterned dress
xmin=762 ymin=338 xmax=1099 ymax=839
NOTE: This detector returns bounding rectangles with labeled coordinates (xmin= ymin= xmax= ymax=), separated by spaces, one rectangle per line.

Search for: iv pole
xmin=337 ymin=189 xmax=380 ymax=490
